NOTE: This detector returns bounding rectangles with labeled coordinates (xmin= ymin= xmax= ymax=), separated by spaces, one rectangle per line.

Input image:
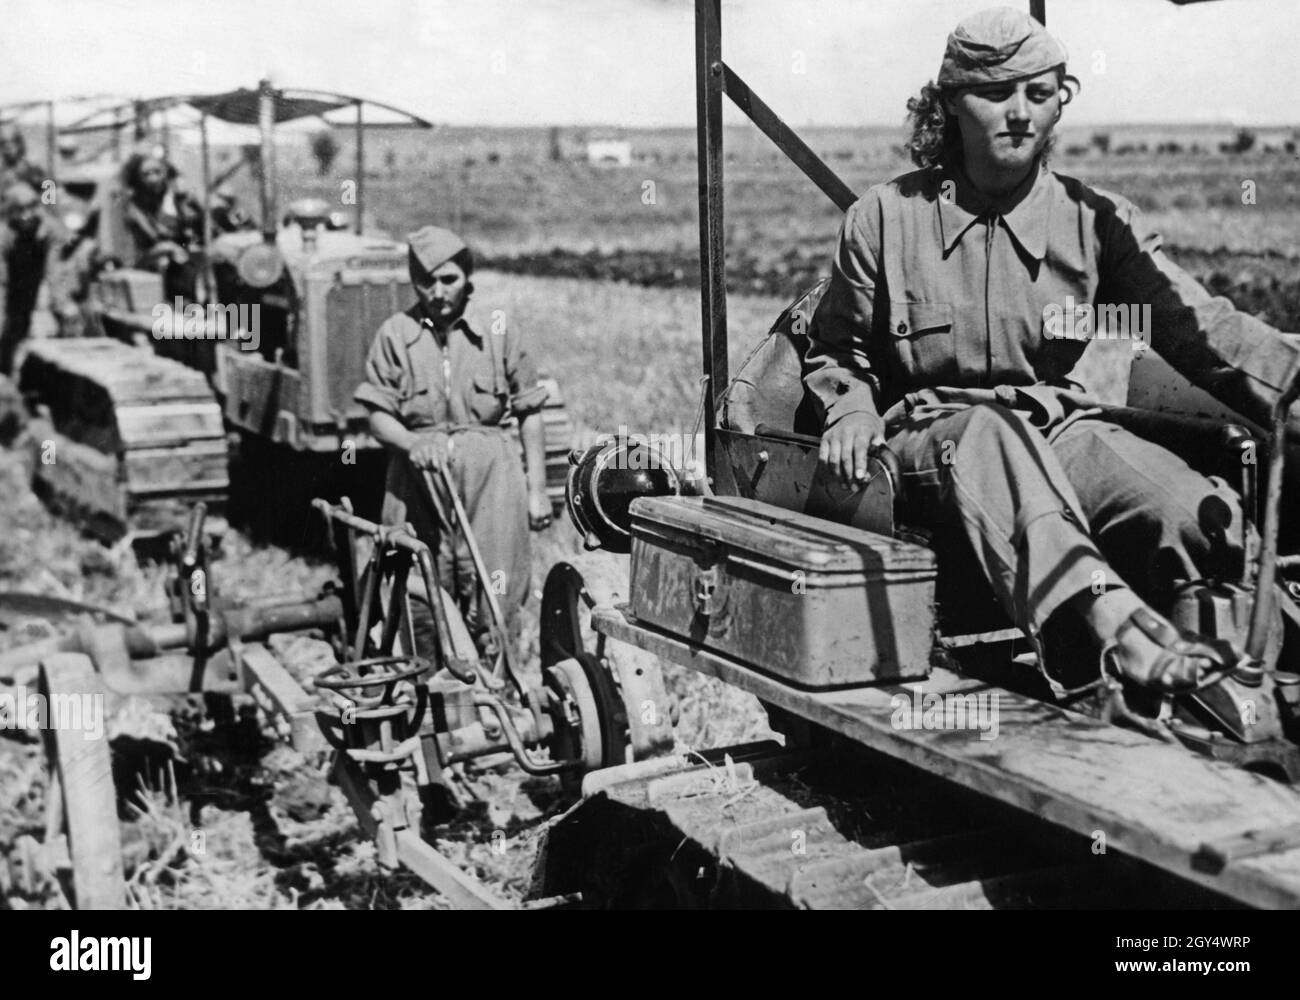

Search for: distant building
xmin=585 ymin=129 xmax=632 ymax=167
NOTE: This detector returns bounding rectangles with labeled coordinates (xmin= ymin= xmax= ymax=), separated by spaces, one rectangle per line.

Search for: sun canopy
xmin=58 ymin=86 xmax=432 ymax=136
xmin=186 ymin=87 xmax=432 ymax=128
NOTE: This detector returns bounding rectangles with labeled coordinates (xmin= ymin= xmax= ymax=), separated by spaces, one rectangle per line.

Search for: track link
xmin=529 ymin=740 xmax=1234 ymax=909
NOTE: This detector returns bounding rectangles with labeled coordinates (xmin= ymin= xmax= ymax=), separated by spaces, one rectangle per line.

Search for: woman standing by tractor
xmin=355 ymin=226 xmax=552 ymax=662
xmin=807 ymin=6 xmax=1300 ymax=696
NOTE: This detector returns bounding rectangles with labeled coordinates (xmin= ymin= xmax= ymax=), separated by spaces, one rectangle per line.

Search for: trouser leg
xmin=401 ymin=433 xmax=530 ymax=663
xmin=888 ymin=403 xmax=1113 ymax=638
xmin=1050 ymin=419 xmax=1245 ymax=610
xmin=449 ymin=432 xmax=531 ymax=642
xmin=0 ymin=305 xmax=33 ymax=376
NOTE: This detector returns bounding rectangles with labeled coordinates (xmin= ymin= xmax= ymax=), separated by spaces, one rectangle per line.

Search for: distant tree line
xmin=1065 ymin=127 xmax=1296 ymax=158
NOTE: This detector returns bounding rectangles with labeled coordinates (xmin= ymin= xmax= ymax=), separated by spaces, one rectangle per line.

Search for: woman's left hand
xmin=528 ymin=490 xmax=553 ymax=531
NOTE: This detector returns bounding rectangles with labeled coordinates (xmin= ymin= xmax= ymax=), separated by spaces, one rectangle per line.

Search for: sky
xmin=2 ymin=0 xmax=1297 ymax=129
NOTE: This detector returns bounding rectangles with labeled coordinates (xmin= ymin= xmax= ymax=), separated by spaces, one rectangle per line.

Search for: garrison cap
xmin=937 ymin=6 xmax=1069 ymax=89
xmin=407 ymin=225 xmax=468 ymax=276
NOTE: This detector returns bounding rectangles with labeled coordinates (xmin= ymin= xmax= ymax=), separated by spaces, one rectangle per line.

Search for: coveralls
xmin=123 ymin=186 xmax=204 ymax=300
xmin=355 ymin=303 xmax=548 ymax=643
xmin=804 ymin=161 xmax=1300 ymax=661
xmin=0 ymin=213 xmax=73 ymax=376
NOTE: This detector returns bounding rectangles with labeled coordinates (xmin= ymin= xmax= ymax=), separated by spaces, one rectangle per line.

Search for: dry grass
xmin=244 ymin=123 xmax=1300 ymax=263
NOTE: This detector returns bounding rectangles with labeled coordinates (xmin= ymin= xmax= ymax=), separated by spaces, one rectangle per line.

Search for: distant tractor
xmin=18 ymin=83 xmax=571 ymax=541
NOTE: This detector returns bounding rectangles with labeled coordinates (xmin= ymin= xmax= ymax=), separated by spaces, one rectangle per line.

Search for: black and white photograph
xmin=0 ymin=0 xmax=1298 ymax=947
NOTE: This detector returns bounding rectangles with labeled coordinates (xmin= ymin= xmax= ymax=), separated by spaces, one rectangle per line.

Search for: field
xmin=189 ymin=122 xmax=1300 ymax=333
xmin=244 ymin=123 xmax=1300 ymax=293
xmin=4 ymin=116 xmax=1300 ymax=908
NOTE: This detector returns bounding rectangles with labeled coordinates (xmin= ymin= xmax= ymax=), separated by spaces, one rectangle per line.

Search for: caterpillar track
xmin=19 ymin=338 xmax=229 ymax=543
xmin=518 ymin=564 xmax=1300 ymax=910
xmin=529 ymin=740 xmax=1234 ymax=909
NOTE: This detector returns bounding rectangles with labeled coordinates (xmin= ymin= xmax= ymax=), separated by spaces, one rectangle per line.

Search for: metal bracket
xmin=692 ymin=564 xmax=722 ymax=617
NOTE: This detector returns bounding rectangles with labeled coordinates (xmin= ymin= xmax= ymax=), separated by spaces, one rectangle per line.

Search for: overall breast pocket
xmin=887 ymin=301 xmax=956 ymax=381
xmin=468 ymin=372 xmax=507 ymax=423
xmin=396 ymin=383 xmax=438 ymax=426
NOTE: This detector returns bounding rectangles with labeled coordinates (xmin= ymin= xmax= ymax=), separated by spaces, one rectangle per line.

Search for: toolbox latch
xmin=693 ymin=564 xmax=722 ymax=617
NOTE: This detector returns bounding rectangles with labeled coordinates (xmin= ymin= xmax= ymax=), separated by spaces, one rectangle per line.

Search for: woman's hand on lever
xmin=408 ymin=431 xmax=451 ymax=472
xmin=528 ymin=489 xmax=553 ymax=531
xmin=820 ymin=411 xmax=887 ymax=489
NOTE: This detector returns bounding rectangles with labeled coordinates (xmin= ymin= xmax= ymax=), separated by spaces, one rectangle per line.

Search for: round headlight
xmin=565 ymin=436 xmax=691 ymax=553
xmin=237 ymin=242 xmax=285 ymax=288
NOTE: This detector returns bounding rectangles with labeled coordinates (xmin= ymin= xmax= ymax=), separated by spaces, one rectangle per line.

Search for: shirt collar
xmin=405 ymin=303 xmax=485 ymax=344
xmin=936 ymin=159 xmax=1052 ymax=261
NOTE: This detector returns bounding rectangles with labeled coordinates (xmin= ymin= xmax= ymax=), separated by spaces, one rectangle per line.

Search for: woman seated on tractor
xmin=355 ymin=226 xmax=553 ymax=661
xmin=121 ymin=151 xmax=204 ymax=300
xmin=806 ymin=6 xmax=1300 ymax=694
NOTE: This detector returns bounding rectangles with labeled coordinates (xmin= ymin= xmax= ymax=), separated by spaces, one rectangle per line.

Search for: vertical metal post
xmin=199 ymin=113 xmax=213 ymax=300
xmin=45 ymin=100 xmax=56 ymax=186
xmin=259 ymin=79 xmax=276 ymax=243
xmin=696 ymin=0 xmax=728 ymax=486
xmin=354 ymin=100 xmax=364 ymax=234
xmin=1030 ymin=0 xmax=1046 ymax=24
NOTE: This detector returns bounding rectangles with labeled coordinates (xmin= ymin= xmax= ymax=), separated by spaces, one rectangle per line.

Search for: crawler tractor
xmin=11 ymin=0 xmax=1300 ymax=911
xmin=16 ymin=84 xmax=572 ymax=542
xmin=524 ymin=0 xmax=1300 ymax=908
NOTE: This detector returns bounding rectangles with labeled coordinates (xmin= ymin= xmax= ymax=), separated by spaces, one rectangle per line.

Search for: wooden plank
xmin=238 ymin=644 xmax=326 ymax=754
xmin=1195 ymin=822 xmax=1300 ymax=872
xmin=593 ymin=606 xmax=1300 ymax=908
xmin=332 ymin=756 xmax=513 ymax=910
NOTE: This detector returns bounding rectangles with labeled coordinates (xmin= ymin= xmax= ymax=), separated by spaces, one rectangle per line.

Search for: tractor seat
xmin=718 ymin=280 xmax=1017 ymax=645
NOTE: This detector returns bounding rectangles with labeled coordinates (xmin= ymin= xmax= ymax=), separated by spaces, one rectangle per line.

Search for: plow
xmin=0 ymin=495 xmax=670 ymax=910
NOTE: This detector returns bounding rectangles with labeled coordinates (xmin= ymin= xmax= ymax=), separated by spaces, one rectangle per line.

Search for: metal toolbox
xmin=628 ymin=495 xmax=936 ymax=689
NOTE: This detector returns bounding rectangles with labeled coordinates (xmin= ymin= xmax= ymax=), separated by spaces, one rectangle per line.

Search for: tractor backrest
xmin=716 ymin=279 xmax=893 ymax=536
xmin=721 ymin=278 xmax=827 ymax=436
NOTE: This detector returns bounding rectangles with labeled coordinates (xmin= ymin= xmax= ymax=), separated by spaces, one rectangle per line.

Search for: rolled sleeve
xmin=43 ymin=225 xmax=76 ymax=313
xmin=1101 ymin=194 xmax=1300 ymax=428
xmin=354 ymin=318 xmax=409 ymax=418
xmin=804 ymin=192 xmax=884 ymax=429
xmin=503 ymin=323 xmax=549 ymax=415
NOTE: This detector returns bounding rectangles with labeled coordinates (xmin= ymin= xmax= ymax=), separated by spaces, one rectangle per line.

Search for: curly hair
xmin=904 ymin=71 xmax=1079 ymax=169
xmin=121 ymin=152 xmax=179 ymax=197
